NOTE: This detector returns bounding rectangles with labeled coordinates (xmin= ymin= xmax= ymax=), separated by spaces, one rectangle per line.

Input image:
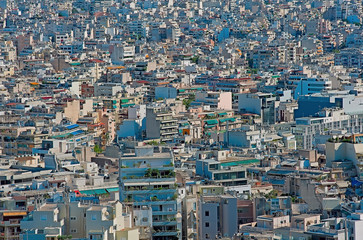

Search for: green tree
xmin=94 ymin=144 xmax=103 ymax=154
xmin=57 ymin=236 xmax=72 ymax=240
xmin=182 ymin=94 xmax=195 ymax=109
xmin=191 ymin=56 xmax=199 ymax=64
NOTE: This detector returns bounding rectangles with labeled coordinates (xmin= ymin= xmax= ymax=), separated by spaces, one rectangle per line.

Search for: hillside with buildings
xmin=2 ymin=0 xmax=363 ymax=239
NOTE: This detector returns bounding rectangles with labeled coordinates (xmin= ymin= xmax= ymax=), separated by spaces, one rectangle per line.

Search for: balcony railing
xmin=152 ymin=231 xmax=179 ymax=236
xmin=0 ymin=219 xmax=20 ymax=226
xmin=153 ymin=220 xmax=177 ymax=226
xmin=306 ymin=226 xmax=338 ymax=235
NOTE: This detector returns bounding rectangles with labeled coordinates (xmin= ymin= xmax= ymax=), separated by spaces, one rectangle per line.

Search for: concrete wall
xmin=198 ymin=201 xmax=219 ymax=240
xmin=221 ymin=197 xmax=237 ymax=237
xmin=117 ymin=120 xmax=140 ymax=139
xmin=145 ymin=108 xmax=160 ymax=139
xmin=64 ymin=100 xmax=80 ymax=123
xmin=115 ymin=228 xmax=140 ymax=240
xmin=326 ymin=142 xmax=363 ymax=167
xmin=218 ymin=92 xmax=232 ymax=110
xmin=155 ymin=87 xmax=177 ymax=99
xmin=238 ymin=94 xmax=261 ymax=114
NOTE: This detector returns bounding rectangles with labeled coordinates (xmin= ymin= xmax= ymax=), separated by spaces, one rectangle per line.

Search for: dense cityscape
xmin=1 ymin=0 xmax=363 ymax=239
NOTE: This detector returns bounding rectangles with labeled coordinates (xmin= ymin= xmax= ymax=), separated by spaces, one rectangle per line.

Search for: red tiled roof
xmin=89 ymin=59 xmax=104 ymax=63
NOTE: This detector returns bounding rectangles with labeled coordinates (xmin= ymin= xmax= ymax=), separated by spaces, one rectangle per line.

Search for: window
xmin=70 ymin=216 xmax=77 ymax=221
xmin=71 ymin=229 xmax=77 ymax=233
xmin=91 ymin=214 xmax=97 ymax=221
xmin=142 ymin=217 xmax=148 ymax=222
xmin=38 ymin=230 xmax=44 ymax=234
xmin=205 ymin=234 xmax=210 ymax=239
xmin=205 ymin=211 xmax=209 ymax=217
xmin=40 ymin=215 xmax=47 ymax=221
xmin=205 ymin=222 xmax=209 ymax=227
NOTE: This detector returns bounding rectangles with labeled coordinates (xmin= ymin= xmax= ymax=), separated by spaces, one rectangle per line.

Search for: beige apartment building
xmin=20 ymin=200 xmax=138 ymax=240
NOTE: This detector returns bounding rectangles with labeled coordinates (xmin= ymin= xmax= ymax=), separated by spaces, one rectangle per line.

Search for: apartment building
xmin=195 ymin=92 xmax=232 ymax=110
xmin=256 ymin=213 xmax=290 ymax=230
xmin=238 ymin=93 xmax=276 ymax=125
xmin=335 ymin=48 xmax=363 ymax=68
xmin=0 ymin=197 xmax=27 ymax=240
xmin=198 ymin=195 xmax=237 ymax=240
xmin=293 ymin=77 xmax=332 ymax=100
xmin=119 ymin=146 xmax=182 ymax=240
xmin=20 ymin=200 xmax=130 ymax=240
xmin=293 ymin=109 xmax=363 ymax=149
xmin=145 ymin=107 xmax=178 ymax=142
xmin=326 ymin=134 xmax=363 ymax=180
xmin=196 ymin=158 xmax=248 ymax=187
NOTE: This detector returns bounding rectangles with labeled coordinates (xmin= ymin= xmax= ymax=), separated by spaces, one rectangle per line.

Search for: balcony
xmin=134 ymin=200 xmax=177 ymax=206
xmin=160 ymin=130 xmax=178 ymax=135
xmin=152 ymin=210 xmax=177 ymax=216
xmin=159 ymin=119 xmax=177 ymax=124
xmin=124 ymin=189 xmax=176 ymax=195
xmin=0 ymin=219 xmax=20 ymax=227
xmin=44 ymin=227 xmax=62 ymax=237
xmin=152 ymin=231 xmax=179 ymax=237
xmin=122 ymin=178 xmax=175 ymax=184
xmin=153 ymin=221 xmax=177 ymax=226
xmin=306 ymin=226 xmax=339 ymax=236
xmin=160 ymin=124 xmax=178 ymax=129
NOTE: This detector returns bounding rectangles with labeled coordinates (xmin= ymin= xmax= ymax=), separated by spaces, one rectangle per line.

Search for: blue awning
xmin=106 ymin=187 xmax=119 ymax=192
xmin=219 ymin=118 xmax=236 ymax=123
xmin=93 ymin=189 xmax=107 ymax=194
xmin=66 ymin=124 xmax=79 ymax=130
xmin=79 ymin=190 xmax=95 ymax=195
xmin=204 ymin=119 xmax=218 ymax=125
xmin=70 ymin=130 xmax=84 ymax=136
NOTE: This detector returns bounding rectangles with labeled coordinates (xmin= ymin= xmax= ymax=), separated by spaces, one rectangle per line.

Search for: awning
xmin=3 ymin=211 xmax=27 ymax=216
xmin=219 ymin=118 xmax=236 ymax=123
xmin=121 ymin=103 xmax=135 ymax=108
xmin=106 ymin=187 xmax=119 ymax=192
xmin=66 ymin=124 xmax=79 ymax=130
xmin=93 ymin=189 xmax=107 ymax=194
xmin=79 ymin=190 xmax=95 ymax=195
xmin=70 ymin=130 xmax=84 ymax=136
xmin=218 ymin=112 xmax=227 ymax=116
xmin=204 ymin=119 xmax=218 ymax=125
xmin=52 ymin=134 xmax=69 ymax=139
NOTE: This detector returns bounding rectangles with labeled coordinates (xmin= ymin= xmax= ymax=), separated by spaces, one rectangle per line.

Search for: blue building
xmin=294 ymin=92 xmax=363 ymax=118
xmin=155 ymin=86 xmax=177 ymax=99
